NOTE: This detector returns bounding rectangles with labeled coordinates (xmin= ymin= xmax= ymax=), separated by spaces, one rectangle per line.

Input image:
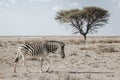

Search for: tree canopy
xmin=55 ymin=6 xmax=110 ymax=40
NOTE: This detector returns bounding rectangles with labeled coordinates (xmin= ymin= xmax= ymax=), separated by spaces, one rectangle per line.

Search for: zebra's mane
xmin=24 ymin=40 xmax=64 ymax=45
xmin=24 ymin=40 xmax=47 ymax=45
xmin=45 ymin=40 xmax=61 ymax=43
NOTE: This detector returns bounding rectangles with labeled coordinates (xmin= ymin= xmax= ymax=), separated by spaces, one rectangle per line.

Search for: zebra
xmin=14 ymin=40 xmax=65 ymax=73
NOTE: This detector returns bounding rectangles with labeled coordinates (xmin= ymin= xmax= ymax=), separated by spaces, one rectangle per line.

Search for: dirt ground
xmin=0 ymin=36 xmax=120 ymax=80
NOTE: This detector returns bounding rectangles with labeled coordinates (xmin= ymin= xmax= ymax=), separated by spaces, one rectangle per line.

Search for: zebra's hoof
xmin=14 ymin=71 xmax=16 ymax=73
xmin=41 ymin=70 xmax=46 ymax=73
xmin=46 ymin=70 xmax=49 ymax=72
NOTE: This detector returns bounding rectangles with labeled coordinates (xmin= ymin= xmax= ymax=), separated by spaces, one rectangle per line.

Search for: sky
xmin=0 ymin=0 xmax=120 ymax=36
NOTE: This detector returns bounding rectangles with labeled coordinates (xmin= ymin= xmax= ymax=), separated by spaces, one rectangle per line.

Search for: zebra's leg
xmin=44 ymin=58 xmax=50 ymax=72
xmin=40 ymin=57 xmax=44 ymax=72
xmin=22 ymin=55 xmax=30 ymax=73
xmin=14 ymin=51 xmax=21 ymax=73
xmin=14 ymin=62 xmax=18 ymax=73
xmin=40 ymin=57 xmax=50 ymax=72
xmin=38 ymin=57 xmax=43 ymax=72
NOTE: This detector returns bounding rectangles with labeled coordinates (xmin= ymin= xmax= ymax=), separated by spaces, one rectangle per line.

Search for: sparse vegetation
xmin=0 ymin=44 xmax=2 ymax=47
xmin=80 ymin=47 xmax=95 ymax=50
xmin=0 ymin=36 xmax=119 ymax=80
xmin=70 ymin=52 xmax=78 ymax=56
xmin=97 ymin=45 xmax=118 ymax=53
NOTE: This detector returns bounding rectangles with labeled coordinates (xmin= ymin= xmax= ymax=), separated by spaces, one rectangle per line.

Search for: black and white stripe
xmin=14 ymin=40 xmax=65 ymax=73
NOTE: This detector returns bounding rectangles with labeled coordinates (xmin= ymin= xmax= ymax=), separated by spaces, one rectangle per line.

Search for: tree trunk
xmin=83 ymin=34 xmax=87 ymax=40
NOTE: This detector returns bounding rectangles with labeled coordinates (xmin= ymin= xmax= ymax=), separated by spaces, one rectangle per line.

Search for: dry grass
xmin=0 ymin=36 xmax=120 ymax=46
xmin=97 ymin=45 xmax=118 ymax=53
xmin=0 ymin=36 xmax=120 ymax=80
xmin=80 ymin=47 xmax=95 ymax=50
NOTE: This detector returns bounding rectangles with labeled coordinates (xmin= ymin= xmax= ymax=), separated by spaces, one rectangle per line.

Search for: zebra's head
xmin=60 ymin=43 xmax=65 ymax=59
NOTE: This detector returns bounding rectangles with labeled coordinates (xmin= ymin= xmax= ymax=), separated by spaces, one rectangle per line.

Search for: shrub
xmin=97 ymin=45 xmax=118 ymax=53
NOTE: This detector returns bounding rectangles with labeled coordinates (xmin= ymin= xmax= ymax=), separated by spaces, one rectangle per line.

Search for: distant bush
xmin=0 ymin=44 xmax=2 ymax=47
xmin=66 ymin=40 xmax=85 ymax=45
xmin=80 ymin=47 xmax=95 ymax=50
xmin=69 ymin=52 xmax=78 ymax=56
xmin=97 ymin=45 xmax=118 ymax=53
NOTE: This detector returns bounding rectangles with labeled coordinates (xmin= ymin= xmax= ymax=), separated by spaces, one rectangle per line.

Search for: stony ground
xmin=0 ymin=36 xmax=120 ymax=80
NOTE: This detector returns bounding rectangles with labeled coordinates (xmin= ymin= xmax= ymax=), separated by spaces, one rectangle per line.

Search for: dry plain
xmin=0 ymin=36 xmax=120 ymax=80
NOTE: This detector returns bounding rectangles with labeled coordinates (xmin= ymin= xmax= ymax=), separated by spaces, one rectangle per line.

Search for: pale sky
xmin=0 ymin=0 xmax=120 ymax=36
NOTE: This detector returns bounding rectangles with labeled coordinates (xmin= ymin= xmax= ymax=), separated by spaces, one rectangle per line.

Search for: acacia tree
xmin=55 ymin=6 xmax=110 ymax=40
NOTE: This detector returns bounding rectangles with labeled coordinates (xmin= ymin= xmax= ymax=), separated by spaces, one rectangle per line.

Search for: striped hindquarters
xmin=20 ymin=43 xmax=45 ymax=56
